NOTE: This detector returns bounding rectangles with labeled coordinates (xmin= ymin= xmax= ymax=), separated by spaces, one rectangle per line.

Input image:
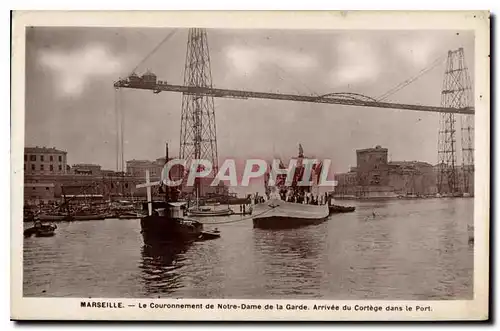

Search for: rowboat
xmin=24 ymin=221 xmax=57 ymax=238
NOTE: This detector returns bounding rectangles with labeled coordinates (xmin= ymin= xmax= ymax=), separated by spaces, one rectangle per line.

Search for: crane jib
xmin=113 ymin=81 xmax=475 ymax=115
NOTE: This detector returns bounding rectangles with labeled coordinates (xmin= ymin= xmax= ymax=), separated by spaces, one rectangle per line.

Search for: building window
xmin=50 ymin=165 xmax=54 ymax=171
xmin=50 ymin=155 xmax=53 ymax=161
xmin=24 ymin=164 xmax=26 ymax=171
xmin=41 ymin=155 xmax=44 ymax=162
xmin=125 ymin=183 xmax=129 ymax=188
xmin=46 ymin=187 xmax=49 ymax=191
xmin=24 ymin=155 xmax=27 ymax=161
xmin=40 ymin=164 xmax=44 ymax=171
xmin=30 ymin=155 xmax=36 ymax=161
xmin=58 ymin=165 xmax=62 ymax=171
xmin=31 ymin=164 xmax=35 ymax=171
xmin=58 ymin=155 xmax=62 ymax=162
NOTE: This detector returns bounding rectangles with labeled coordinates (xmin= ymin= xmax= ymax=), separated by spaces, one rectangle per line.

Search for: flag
xmin=314 ymin=161 xmax=323 ymax=184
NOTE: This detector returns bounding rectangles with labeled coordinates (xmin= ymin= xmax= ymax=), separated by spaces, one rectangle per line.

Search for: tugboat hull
xmin=140 ymin=215 xmax=203 ymax=245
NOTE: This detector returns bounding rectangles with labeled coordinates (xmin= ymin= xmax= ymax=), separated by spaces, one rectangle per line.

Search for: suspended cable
xmin=266 ymin=61 xmax=317 ymax=96
xmin=376 ymin=55 xmax=446 ymax=102
xmin=128 ymin=29 xmax=178 ymax=75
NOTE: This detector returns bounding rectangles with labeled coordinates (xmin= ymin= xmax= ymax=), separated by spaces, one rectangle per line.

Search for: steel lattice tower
xmin=459 ymin=50 xmax=474 ymax=196
xmin=437 ymin=48 xmax=473 ymax=195
xmin=179 ymin=28 xmax=219 ymax=178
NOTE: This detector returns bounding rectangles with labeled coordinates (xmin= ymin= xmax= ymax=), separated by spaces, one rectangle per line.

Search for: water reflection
xmin=252 ymin=223 xmax=327 ymax=298
xmin=139 ymin=242 xmax=190 ymax=296
xmin=23 ymin=199 xmax=474 ymax=299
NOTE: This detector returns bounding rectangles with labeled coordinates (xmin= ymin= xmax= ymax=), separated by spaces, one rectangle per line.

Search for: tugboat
xmin=137 ymin=143 xmax=218 ymax=245
xmin=253 ymin=144 xmax=330 ymax=229
xmin=140 ymin=200 xmax=204 ymax=244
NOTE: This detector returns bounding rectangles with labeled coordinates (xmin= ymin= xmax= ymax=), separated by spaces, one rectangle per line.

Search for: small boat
xmin=252 ymin=198 xmax=329 ymax=229
xmin=328 ymin=204 xmax=356 ymax=214
xmin=73 ymin=213 xmax=106 ymax=221
xmin=118 ymin=211 xmax=144 ymax=219
xmin=187 ymin=207 xmax=234 ymax=217
xmin=198 ymin=228 xmax=221 ymax=240
xmin=38 ymin=214 xmax=67 ymax=221
xmin=24 ymin=221 xmax=57 ymax=238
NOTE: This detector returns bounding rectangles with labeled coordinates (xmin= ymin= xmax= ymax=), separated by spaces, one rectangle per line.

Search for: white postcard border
xmin=10 ymin=10 xmax=490 ymax=321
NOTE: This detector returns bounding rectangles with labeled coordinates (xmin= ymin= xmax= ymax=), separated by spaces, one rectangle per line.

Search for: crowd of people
xmin=276 ymin=189 xmax=330 ymax=206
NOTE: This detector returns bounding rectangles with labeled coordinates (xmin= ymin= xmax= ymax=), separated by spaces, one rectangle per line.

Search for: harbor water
xmin=23 ymin=198 xmax=474 ymax=299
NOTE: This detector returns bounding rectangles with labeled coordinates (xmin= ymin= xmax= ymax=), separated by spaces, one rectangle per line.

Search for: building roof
xmin=25 ymin=146 xmax=67 ymax=154
xmin=126 ymin=159 xmax=156 ymax=164
xmin=127 ymin=157 xmax=178 ymax=166
xmin=357 ymin=145 xmax=388 ymax=153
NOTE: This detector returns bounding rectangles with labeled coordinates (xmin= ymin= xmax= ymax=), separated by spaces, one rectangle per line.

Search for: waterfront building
xmin=126 ymin=159 xmax=164 ymax=177
xmin=24 ymin=147 xmax=68 ymax=175
xmin=354 ymin=145 xmax=396 ymax=198
xmin=23 ymin=183 xmax=56 ymax=205
xmin=23 ymin=149 xmax=230 ymax=205
xmin=332 ymin=145 xmax=473 ymax=199
xmin=71 ymin=164 xmax=102 ymax=176
xmin=388 ymin=161 xmax=437 ymax=196
xmin=333 ymin=171 xmax=357 ymax=198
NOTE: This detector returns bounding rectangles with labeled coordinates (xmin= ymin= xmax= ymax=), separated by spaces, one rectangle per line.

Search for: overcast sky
xmin=25 ymin=27 xmax=474 ymax=182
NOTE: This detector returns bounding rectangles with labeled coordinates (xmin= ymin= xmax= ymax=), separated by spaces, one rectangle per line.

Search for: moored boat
xmin=38 ymin=214 xmax=67 ymax=221
xmin=38 ymin=214 xmax=75 ymax=222
xmin=328 ymin=204 xmax=356 ymax=214
xmin=198 ymin=228 xmax=221 ymax=240
xmin=118 ymin=211 xmax=144 ymax=219
xmin=73 ymin=213 xmax=106 ymax=221
xmin=256 ymin=144 xmax=331 ymax=229
xmin=24 ymin=221 xmax=57 ymax=238
xmin=140 ymin=201 xmax=204 ymax=244
xmin=252 ymin=198 xmax=329 ymax=229
xmin=187 ymin=207 xmax=234 ymax=217
xmin=137 ymin=143 xmax=216 ymax=245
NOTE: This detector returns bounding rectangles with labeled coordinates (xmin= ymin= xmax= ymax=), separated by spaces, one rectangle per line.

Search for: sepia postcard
xmin=11 ymin=10 xmax=490 ymax=321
